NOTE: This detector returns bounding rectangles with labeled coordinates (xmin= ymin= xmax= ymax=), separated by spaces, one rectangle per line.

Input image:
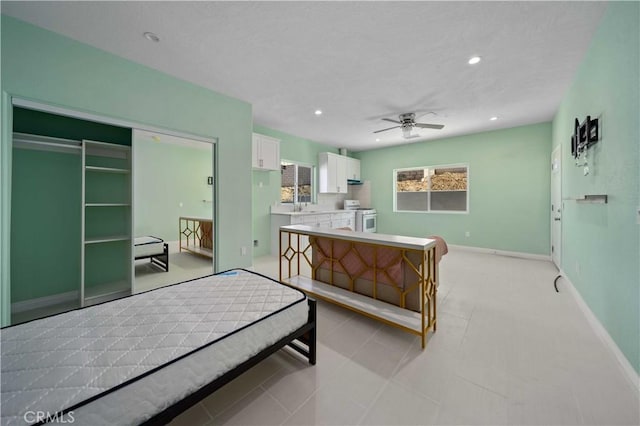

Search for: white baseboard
xmin=11 ymin=291 xmax=78 ymax=314
xmin=559 ymin=269 xmax=640 ymax=395
xmin=448 ymin=244 xmax=551 ymax=261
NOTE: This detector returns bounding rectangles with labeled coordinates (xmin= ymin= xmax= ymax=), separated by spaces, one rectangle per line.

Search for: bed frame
xmin=3 ymin=271 xmax=316 ymax=425
xmin=135 ymin=241 xmax=170 ymax=272
xmin=142 ymin=298 xmax=317 ymax=425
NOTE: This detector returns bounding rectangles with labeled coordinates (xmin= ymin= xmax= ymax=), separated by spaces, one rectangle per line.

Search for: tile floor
xmin=133 ymin=245 xmax=213 ymax=293
xmin=169 ymin=248 xmax=640 ymax=425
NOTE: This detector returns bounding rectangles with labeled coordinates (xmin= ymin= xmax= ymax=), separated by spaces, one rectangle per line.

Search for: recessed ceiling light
xmin=143 ymin=32 xmax=160 ymax=43
xmin=375 ymin=138 xmax=380 ymax=142
xmin=314 ymin=110 xmax=323 ymax=116
xmin=490 ymin=116 xmax=498 ymax=121
xmin=468 ymin=56 xmax=481 ymax=65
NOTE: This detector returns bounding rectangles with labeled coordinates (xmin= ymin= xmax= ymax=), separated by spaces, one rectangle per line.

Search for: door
xmin=551 ymin=145 xmax=562 ymax=268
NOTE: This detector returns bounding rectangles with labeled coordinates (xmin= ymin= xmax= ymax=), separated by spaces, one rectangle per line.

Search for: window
xmin=394 ymin=164 xmax=468 ymax=213
xmin=281 ymin=161 xmax=314 ymax=204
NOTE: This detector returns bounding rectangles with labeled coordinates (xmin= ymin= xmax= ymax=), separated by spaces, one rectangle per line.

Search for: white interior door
xmin=551 ymin=145 xmax=562 ymax=268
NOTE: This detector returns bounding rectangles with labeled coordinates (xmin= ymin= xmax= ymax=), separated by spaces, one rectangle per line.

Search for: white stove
xmin=344 ymin=200 xmax=377 ymax=233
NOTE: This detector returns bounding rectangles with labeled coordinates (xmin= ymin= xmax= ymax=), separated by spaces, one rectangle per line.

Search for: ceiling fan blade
xmin=373 ymin=125 xmax=401 ymax=134
xmin=415 ymin=123 xmax=445 ymax=130
xmin=382 ymin=118 xmax=401 ymax=124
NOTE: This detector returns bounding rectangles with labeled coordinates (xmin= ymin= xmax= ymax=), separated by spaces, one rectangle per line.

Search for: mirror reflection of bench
xmin=134 ymin=236 xmax=169 ymax=272
xmin=279 ymin=225 xmax=445 ymax=348
xmin=179 ymin=216 xmax=213 ymax=258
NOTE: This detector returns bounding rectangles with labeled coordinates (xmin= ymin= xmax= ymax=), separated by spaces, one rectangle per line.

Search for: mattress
xmin=134 ymin=236 xmax=165 ymax=258
xmin=1 ymin=269 xmax=308 ymax=425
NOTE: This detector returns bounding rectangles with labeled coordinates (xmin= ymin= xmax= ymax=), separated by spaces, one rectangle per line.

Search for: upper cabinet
xmin=319 ymin=152 xmax=348 ymax=193
xmin=252 ymin=133 xmax=280 ymax=171
xmin=346 ymin=157 xmax=361 ymax=181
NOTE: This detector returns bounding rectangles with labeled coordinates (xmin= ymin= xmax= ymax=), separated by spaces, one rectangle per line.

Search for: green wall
xmin=552 ymin=2 xmax=639 ymax=374
xmin=134 ymin=137 xmax=213 ymax=241
xmin=11 ymin=149 xmax=81 ymax=302
xmin=1 ymin=16 xmax=253 ymax=325
xmin=13 ymin=107 xmax=131 ymax=145
xmin=356 ymin=123 xmax=552 ymax=254
xmin=251 ymin=125 xmax=338 ymax=257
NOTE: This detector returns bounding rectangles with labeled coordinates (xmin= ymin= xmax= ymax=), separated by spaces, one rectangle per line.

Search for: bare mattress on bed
xmin=1 ymin=269 xmax=309 ymax=425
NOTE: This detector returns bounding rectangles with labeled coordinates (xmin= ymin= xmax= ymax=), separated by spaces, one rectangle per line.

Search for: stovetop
xmin=346 ymin=207 xmax=376 ymax=213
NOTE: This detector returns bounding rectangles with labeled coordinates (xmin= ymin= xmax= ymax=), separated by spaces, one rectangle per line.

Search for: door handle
xmin=554 ymin=217 xmax=561 ymax=221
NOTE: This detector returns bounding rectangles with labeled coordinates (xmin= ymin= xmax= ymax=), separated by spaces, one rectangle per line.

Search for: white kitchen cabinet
xmin=331 ymin=212 xmax=356 ymax=229
xmin=319 ymin=152 xmax=347 ymax=193
xmin=346 ymin=157 xmax=361 ymax=181
xmin=270 ymin=211 xmax=356 ymax=255
xmin=252 ymin=133 xmax=280 ymax=171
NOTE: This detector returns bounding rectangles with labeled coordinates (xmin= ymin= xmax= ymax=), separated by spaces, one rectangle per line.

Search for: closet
xmin=11 ymin=107 xmax=132 ymax=313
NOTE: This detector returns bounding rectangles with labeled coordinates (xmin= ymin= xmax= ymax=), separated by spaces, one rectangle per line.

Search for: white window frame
xmin=280 ymin=160 xmax=316 ymax=204
xmin=393 ymin=163 xmax=469 ymax=214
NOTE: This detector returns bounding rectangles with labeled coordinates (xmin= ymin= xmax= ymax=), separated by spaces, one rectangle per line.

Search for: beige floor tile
xmin=168 ymin=402 xmax=212 ymax=426
xmin=320 ymin=359 xmax=388 ymax=408
xmin=391 ymin=345 xmax=457 ymax=404
xmin=282 ymin=387 xmax=368 ymax=426
xmin=262 ymin=344 xmax=349 ymax=413
xmin=321 ymin=314 xmax=379 ymax=358
xmin=359 ymin=380 xmax=440 ymax=425
xmin=435 ymin=375 xmax=508 ymax=425
xmin=351 ymin=335 xmax=411 ymax=379
xmin=200 ymin=353 xmax=288 ymax=417
xmin=213 ymin=387 xmax=290 ymax=426
xmin=507 ymin=375 xmax=583 ymax=426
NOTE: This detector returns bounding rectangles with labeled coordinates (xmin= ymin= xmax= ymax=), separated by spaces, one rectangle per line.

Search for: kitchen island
xmin=279 ymin=224 xmax=438 ymax=348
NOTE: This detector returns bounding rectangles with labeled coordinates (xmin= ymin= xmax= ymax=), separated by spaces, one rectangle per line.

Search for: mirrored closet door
xmin=132 ymin=130 xmax=215 ymax=293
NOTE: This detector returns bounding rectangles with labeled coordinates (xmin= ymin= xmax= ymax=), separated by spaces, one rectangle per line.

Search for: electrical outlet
xmin=465 ymin=231 xmax=470 ymax=237
xmin=241 ymin=246 xmax=247 ymax=256
xmin=253 ymin=240 xmax=259 ymax=247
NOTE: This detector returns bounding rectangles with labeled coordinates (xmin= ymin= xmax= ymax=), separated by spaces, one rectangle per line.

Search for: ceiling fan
xmin=374 ymin=113 xmax=444 ymax=139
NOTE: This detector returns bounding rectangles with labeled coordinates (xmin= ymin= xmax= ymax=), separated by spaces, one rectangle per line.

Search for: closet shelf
xmin=84 ymin=280 xmax=130 ymax=303
xmin=81 ymin=139 xmax=132 ymax=308
xmin=85 ymin=203 xmax=130 ymax=207
xmin=85 ymin=235 xmax=130 ymax=244
xmin=85 ymin=166 xmax=130 ymax=174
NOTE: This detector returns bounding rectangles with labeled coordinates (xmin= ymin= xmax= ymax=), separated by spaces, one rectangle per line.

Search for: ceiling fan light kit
xmin=374 ymin=112 xmax=444 ymax=139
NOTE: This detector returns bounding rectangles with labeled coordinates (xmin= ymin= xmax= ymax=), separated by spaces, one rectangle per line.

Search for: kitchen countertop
xmin=279 ymin=225 xmax=435 ymax=250
xmin=271 ymin=210 xmax=352 ymax=216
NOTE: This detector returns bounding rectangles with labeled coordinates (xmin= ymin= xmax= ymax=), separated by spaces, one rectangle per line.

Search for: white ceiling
xmin=2 ymin=1 xmax=607 ymax=151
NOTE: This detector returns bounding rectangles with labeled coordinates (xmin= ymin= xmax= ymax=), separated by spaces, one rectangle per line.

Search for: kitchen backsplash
xmin=317 ymin=180 xmax=372 ymax=209
xmin=316 ymin=192 xmax=349 ymax=209
xmin=348 ymin=180 xmax=372 ymax=208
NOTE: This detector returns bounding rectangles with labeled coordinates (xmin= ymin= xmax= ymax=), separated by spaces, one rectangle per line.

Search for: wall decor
xmin=571 ymin=115 xmax=600 ymax=175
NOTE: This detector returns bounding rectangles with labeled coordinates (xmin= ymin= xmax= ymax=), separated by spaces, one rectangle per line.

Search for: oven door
xmin=362 ymin=213 xmax=377 ymax=233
